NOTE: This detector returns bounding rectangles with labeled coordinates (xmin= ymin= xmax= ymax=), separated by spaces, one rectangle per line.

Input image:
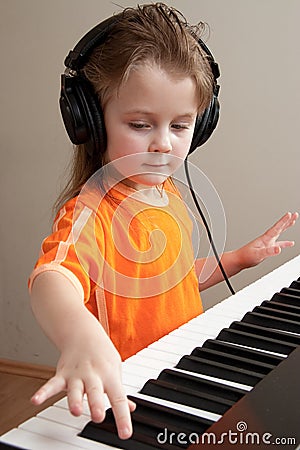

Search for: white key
xmin=124 ymin=384 xmax=139 ymax=396
xmin=122 ymin=361 xmax=161 ymax=381
xmin=152 ymin=333 xmax=206 ymax=352
xmin=54 ymin=396 xmax=92 ymax=416
xmin=0 ymin=428 xmax=83 ymax=450
xmin=138 ymin=347 xmax=179 ymax=364
xmin=121 ymin=371 xmax=146 ymax=389
xmin=171 ymin=327 xmax=213 ymax=341
xmin=19 ymin=417 xmax=117 ymax=449
xmin=148 ymin=335 xmax=209 ymax=356
xmin=38 ymin=405 xmax=90 ymax=429
xmin=54 ymin=395 xmax=111 ymax=415
xmin=173 ymin=324 xmax=225 ymax=340
xmin=179 ymin=317 xmax=229 ymax=334
xmin=127 ymin=354 xmax=172 ymax=370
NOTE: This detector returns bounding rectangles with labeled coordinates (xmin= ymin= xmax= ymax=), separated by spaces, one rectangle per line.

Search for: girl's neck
xmin=116 ymin=179 xmax=169 ymax=206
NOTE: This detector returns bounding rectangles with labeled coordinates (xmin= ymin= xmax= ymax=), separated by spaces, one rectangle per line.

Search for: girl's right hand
xmin=30 ymin=331 xmax=136 ymax=440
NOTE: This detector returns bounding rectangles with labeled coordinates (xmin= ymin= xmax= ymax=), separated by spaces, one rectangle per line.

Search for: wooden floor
xmin=0 ymin=359 xmax=64 ymax=436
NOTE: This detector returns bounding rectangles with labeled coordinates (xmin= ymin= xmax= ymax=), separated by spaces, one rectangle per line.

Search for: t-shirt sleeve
xmin=28 ymin=197 xmax=104 ymax=303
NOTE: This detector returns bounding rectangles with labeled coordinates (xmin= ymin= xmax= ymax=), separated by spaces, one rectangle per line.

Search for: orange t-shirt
xmin=29 ymin=179 xmax=203 ymax=360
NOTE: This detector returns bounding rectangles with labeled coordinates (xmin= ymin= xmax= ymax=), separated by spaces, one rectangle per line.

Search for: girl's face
xmin=103 ymin=64 xmax=198 ymax=189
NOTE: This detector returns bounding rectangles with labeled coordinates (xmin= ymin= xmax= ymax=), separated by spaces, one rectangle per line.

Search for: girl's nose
xmin=148 ymin=130 xmax=172 ymax=153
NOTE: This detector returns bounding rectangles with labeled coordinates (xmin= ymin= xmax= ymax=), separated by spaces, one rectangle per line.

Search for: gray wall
xmin=1 ymin=0 xmax=299 ymax=366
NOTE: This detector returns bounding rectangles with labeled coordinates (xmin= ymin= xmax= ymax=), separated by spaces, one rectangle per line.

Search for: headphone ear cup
xmin=189 ymin=94 xmax=220 ymax=154
xmin=60 ymin=75 xmax=89 ymax=145
xmin=76 ymin=77 xmax=107 ymax=155
xmin=59 ymin=75 xmax=106 ymax=155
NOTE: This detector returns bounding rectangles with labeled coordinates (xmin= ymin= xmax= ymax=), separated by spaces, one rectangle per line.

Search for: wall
xmin=0 ymin=0 xmax=299 ymax=366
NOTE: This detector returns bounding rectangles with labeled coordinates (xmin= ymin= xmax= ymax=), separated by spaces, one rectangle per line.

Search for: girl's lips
xmin=143 ymin=163 xmax=169 ymax=168
xmin=145 ymin=164 xmax=167 ymax=167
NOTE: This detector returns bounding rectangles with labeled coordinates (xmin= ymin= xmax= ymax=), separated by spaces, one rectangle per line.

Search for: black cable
xmin=184 ymin=158 xmax=235 ymax=295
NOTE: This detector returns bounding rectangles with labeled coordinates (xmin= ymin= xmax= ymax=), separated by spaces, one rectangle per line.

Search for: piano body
xmin=1 ymin=255 xmax=300 ymax=450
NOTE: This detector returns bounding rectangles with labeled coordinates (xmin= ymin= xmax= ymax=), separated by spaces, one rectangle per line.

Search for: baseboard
xmin=0 ymin=358 xmax=56 ymax=380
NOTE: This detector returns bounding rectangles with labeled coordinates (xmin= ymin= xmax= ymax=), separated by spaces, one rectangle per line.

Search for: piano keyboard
xmin=1 ymin=255 xmax=300 ymax=450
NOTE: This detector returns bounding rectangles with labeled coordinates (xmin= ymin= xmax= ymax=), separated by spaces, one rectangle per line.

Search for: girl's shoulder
xmin=55 ymin=186 xmax=122 ymax=227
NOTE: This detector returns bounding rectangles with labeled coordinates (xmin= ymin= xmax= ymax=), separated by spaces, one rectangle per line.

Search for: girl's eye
xmin=129 ymin=122 xmax=150 ymax=129
xmin=172 ymin=123 xmax=190 ymax=130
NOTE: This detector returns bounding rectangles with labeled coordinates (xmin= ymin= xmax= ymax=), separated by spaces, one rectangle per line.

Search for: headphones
xmin=59 ymin=13 xmax=221 ymax=156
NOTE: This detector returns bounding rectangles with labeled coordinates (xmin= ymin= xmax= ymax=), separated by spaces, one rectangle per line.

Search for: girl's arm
xmin=196 ymin=212 xmax=298 ymax=291
xmin=30 ymin=271 xmax=135 ymax=439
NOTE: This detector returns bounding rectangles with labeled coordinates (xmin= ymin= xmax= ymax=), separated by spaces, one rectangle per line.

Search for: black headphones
xmin=59 ymin=13 xmax=221 ymax=156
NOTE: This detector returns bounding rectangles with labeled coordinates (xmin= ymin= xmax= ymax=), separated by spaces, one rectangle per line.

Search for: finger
xmin=279 ymin=212 xmax=298 ymax=233
xmin=286 ymin=212 xmax=299 ymax=230
xmin=265 ymin=242 xmax=294 ymax=257
xmin=265 ymin=213 xmax=293 ymax=238
xmin=67 ymin=378 xmax=84 ymax=417
xmin=262 ymin=246 xmax=281 ymax=258
xmin=31 ymin=382 xmax=60 ymax=406
xmin=275 ymin=240 xmax=295 ymax=249
xmin=86 ymin=381 xmax=106 ymax=423
xmin=263 ymin=213 xmax=295 ymax=243
xmin=256 ymin=245 xmax=281 ymax=262
xmin=106 ymin=384 xmax=133 ymax=440
xmin=31 ymin=375 xmax=66 ymax=405
xmin=128 ymin=398 xmax=136 ymax=412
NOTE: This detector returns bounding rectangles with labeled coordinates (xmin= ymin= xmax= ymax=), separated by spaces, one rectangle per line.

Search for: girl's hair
xmin=54 ymin=2 xmax=214 ymax=214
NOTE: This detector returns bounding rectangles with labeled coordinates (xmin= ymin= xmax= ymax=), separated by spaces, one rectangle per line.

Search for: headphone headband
xmin=64 ymin=15 xmax=119 ymax=71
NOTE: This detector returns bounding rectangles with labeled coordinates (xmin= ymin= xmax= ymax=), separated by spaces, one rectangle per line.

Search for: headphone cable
xmin=184 ymin=158 xmax=235 ymax=295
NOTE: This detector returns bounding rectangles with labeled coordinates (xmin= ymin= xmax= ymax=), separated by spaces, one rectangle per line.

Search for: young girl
xmin=29 ymin=2 xmax=297 ymax=440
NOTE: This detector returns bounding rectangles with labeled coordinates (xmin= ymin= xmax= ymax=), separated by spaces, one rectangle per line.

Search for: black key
xmin=241 ymin=311 xmax=300 ymax=334
xmin=127 ymin=395 xmax=213 ymax=434
xmin=80 ymin=395 xmax=214 ymax=450
xmin=0 ymin=444 xmax=26 ymax=450
xmin=260 ymin=299 xmax=300 ymax=315
xmin=271 ymin=291 xmax=300 ymax=306
xmin=289 ymin=280 xmax=300 ymax=291
xmin=191 ymin=346 xmax=277 ymax=372
xmin=253 ymin=304 xmax=300 ymax=321
xmin=217 ymin=327 xmax=297 ymax=355
xmin=141 ymin=368 xmax=246 ymax=415
xmin=141 ymin=377 xmax=237 ymax=415
xmin=230 ymin=320 xmax=300 ymax=344
xmin=281 ymin=287 xmax=300 ymax=297
xmin=201 ymin=339 xmax=284 ymax=365
xmin=176 ymin=353 xmax=265 ymax=386
xmin=192 ymin=347 xmax=274 ymax=375
xmin=157 ymin=369 xmax=246 ymax=400
xmin=80 ymin=408 xmax=185 ymax=450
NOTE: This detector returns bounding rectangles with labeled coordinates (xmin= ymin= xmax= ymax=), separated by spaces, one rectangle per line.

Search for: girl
xmin=29 ymin=3 xmax=297 ymax=440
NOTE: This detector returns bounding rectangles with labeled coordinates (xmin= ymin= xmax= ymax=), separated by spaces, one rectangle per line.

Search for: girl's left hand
xmin=238 ymin=212 xmax=298 ymax=269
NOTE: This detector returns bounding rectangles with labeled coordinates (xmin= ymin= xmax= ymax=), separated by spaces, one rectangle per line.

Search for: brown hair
xmin=54 ymin=2 xmax=214 ymax=214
